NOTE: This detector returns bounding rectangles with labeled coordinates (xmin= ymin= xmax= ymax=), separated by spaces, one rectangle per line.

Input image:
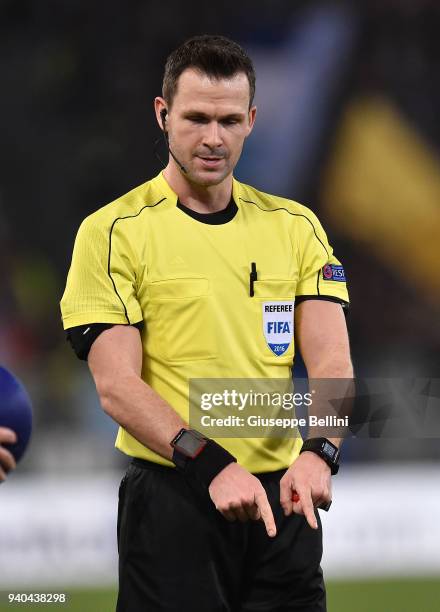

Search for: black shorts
xmin=116 ymin=459 xmax=326 ymax=612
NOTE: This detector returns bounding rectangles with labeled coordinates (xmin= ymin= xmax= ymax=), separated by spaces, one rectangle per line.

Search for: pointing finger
xmin=294 ymin=491 xmax=332 ymax=513
xmin=295 ymin=488 xmax=318 ymax=530
xmin=255 ymin=490 xmax=276 ymax=537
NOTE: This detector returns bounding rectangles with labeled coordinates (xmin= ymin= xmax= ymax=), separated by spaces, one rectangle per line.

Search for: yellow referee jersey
xmin=60 ymin=172 xmax=349 ymax=473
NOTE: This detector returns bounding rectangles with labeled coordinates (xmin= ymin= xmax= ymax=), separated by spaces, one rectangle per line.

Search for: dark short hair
xmin=162 ymin=35 xmax=256 ymax=108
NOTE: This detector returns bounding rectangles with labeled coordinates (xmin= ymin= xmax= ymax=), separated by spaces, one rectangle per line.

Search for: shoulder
xmin=79 ymin=176 xmax=166 ymax=234
xmin=236 ymin=180 xmax=322 ymax=227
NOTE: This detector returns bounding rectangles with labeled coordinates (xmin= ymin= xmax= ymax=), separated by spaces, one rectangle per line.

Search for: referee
xmin=61 ymin=35 xmax=352 ymax=612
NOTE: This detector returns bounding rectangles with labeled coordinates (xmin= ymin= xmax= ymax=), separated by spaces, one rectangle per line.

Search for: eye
xmin=188 ymin=115 xmax=209 ymax=124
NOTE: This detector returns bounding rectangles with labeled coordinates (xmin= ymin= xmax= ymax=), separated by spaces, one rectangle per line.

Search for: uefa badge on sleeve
xmin=262 ymin=301 xmax=294 ymax=356
xmin=322 ymin=263 xmax=346 ymax=282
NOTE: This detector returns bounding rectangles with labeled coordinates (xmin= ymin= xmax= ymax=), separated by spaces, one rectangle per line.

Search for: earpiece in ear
xmin=160 ymin=108 xmax=168 ymax=131
xmin=158 ymin=107 xmax=187 ymax=173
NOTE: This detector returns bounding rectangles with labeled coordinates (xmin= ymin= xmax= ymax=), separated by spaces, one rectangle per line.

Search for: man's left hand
xmin=279 ymin=451 xmax=332 ymax=529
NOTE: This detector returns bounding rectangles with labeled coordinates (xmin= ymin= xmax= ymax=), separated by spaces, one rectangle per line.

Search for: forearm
xmin=96 ymin=372 xmax=186 ymax=461
xmin=305 ymin=355 xmax=354 ymax=446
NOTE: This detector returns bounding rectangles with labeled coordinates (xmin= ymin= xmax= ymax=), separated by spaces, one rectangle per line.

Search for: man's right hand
xmin=0 ymin=427 xmax=17 ymax=482
xmin=208 ymin=462 xmax=277 ymax=537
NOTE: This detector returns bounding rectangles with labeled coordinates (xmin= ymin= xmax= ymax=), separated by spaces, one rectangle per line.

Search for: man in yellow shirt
xmin=61 ymin=35 xmax=352 ymax=611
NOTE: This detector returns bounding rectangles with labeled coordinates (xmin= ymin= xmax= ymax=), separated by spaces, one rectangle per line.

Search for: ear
xmin=245 ymin=105 xmax=257 ymax=137
xmin=154 ymin=97 xmax=168 ymax=131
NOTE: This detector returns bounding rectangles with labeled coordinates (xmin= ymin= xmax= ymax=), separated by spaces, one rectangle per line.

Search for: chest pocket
xmin=252 ymin=280 xmax=297 ymax=361
xmin=147 ymin=278 xmax=217 ymax=362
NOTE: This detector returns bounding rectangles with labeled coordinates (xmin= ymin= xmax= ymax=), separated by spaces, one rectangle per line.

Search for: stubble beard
xmin=185 ymin=165 xmax=231 ymax=187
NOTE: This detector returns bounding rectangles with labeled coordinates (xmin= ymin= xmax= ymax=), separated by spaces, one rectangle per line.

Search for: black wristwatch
xmin=170 ymin=428 xmax=236 ymax=487
xmin=300 ymin=437 xmax=340 ymax=475
xmin=170 ymin=429 xmax=208 ymax=466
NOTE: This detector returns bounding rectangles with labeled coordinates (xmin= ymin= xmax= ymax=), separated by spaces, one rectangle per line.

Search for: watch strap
xmin=300 ymin=437 xmax=340 ymax=475
xmin=173 ymin=438 xmax=237 ymax=487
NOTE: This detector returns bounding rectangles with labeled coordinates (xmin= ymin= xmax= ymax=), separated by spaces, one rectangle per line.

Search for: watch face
xmin=177 ymin=431 xmax=207 ymax=458
xmin=323 ymin=441 xmax=337 ymax=460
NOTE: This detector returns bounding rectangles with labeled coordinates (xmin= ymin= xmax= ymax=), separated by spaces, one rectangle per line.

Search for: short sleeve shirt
xmin=60 ymin=172 xmax=349 ymax=472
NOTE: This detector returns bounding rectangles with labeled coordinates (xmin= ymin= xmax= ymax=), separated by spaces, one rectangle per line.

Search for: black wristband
xmin=173 ymin=439 xmax=236 ymax=488
xmin=300 ymin=437 xmax=340 ymax=475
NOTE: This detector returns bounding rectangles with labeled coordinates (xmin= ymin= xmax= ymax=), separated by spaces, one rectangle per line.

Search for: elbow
xmin=94 ymin=372 xmax=138 ymax=428
xmin=329 ymin=359 xmax=354 ymax=378
xmin=94 ymin=376 xmax=119 ymax=418
xmin=308 ymin=357 xmax=354 ymax=379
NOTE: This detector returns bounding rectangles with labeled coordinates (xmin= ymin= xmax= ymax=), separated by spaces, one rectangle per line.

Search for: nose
xmin=202 ymin=121 xmax=223 ymax=149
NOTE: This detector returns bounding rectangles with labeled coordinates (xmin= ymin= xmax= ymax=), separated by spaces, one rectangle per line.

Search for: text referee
xmin=60 ymin=35 xmax=352 ymax=611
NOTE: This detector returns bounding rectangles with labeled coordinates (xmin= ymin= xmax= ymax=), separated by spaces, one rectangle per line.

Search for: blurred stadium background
xmin=1 ymin=1 xmax=439 ymax=610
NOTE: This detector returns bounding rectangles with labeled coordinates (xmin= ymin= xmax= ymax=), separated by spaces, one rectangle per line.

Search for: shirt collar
xmin=152 ymin=171 xmax=242 ymax=209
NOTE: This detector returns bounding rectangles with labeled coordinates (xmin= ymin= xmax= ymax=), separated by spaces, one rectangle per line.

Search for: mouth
xmin=196 ymin=156 xmax=224 ymax=169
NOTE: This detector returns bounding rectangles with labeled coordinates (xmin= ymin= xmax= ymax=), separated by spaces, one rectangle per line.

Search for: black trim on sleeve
xmin=66 ymin=321 xmax=144 ymax=361
xmin=295 ymin=295 xmax=349 ymax=310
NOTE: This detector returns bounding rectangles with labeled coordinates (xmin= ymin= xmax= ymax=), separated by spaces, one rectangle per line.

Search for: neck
xmin=163 ymin=162 xmax=232 ymax=214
